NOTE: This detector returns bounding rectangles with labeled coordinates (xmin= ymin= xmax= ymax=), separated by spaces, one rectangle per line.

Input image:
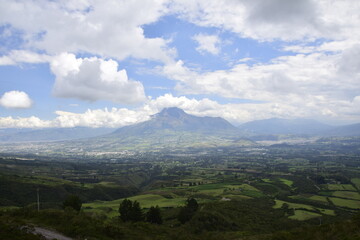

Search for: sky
xmin=0 ymin=0 xmax=360 ymax=128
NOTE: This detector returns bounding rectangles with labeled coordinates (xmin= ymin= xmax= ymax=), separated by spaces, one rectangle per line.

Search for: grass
xmin=273 ymin=200 xmax=313 ymax=210
xmin=332 ymin=191 xmax=360 ymax=200
xmin=262 ymin=178 xmax=272 ymax=183
xmin=319 ymin=209 xmax=335 ymax=216
xmin=351 ymin=178 xmax=360 ymax=189
xmin=273 ymin=200 xmax=334 ymax=216
xmin=289 ymin=210 xmax=321 ymax=221
xmin=222 ymin=194 xmax=252 ymax=200
xmin=83 ymin=182 xmax=264 ymax=217
xmin=290 ymin=194 xmax=329 ymax=203
xmin=327 ymin=184 xmax=357 ymax=191
xmin=308 ymin=195 xmax=329 ymax=203
xmin=279 ymin=178 xmax=293 ymax=187
xmin=191 ymin=183 xmax=261 ymax=197
xmin=342 ymin=184 xmax=357 ymax=191
xmin=328 ymin=197 xmax=360 ymax=209
xmin=83 ymin=193 xmax=188 ymax=218
xmin=0 ymin=206 xmax=20 ymax=211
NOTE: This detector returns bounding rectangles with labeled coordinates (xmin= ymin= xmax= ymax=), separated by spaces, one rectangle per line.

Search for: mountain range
xmin=1 ymin=108 xmax=360 ymax=146
xmin=0 ymin=127 xmax=114 ymax=142
xmin=88 ymin=107 xmax=251 ymax=151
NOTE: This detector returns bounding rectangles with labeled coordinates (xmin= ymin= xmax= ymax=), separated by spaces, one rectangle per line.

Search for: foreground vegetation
xmin=1 ymin=137 xmax=360 ymax=239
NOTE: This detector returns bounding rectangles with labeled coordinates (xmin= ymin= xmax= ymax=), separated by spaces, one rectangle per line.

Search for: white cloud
xmin=0 ymin=56 xmax=16 ymax=65
xmin=0 ymin=50 xmax=51 ymax=66
xmin=50 ymin=53 xmax=146 ymax=104
xmin=0 ymin=91 xmax=33 ymax=109
xmin=0 ymin=0 xmax=174 ymax=63
xmin=170 ymin=0 xmax=360 ymax=42
xmin=2 ymin=92 xmax=360 ymax=129
xmin=160 ymin=47 xmax=360 ymax=123
xmin=52 ymin=108 xmax=150 ymax=128
xmin=0 ymin=116 xmax=51 ymax=128
xmin=193 ymin=33 xmax=221 ymax=55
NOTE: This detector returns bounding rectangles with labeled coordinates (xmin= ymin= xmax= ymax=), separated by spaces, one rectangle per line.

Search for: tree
xmin=130 ymin=200 xmax=143 ymax=222
xmin=186 ymin=198 xmax=199 ymax=211
xmin=146 ymin=206 xmax=162 ymax=224
xmin=281 ymin=203 xmax=294 ymax=216
xmin=119 ymin=199 xmax=133 ymax=222
xmin=63 ymin=195 xmax=82 ymax=212
xmin=177 ymin=198 xmax=198 ymax=224
xmin=119 ymin=199 xmax=143 ymax=222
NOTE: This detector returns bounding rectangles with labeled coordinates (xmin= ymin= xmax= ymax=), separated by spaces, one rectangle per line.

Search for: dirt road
xmin=33 ymin=227 xmax=73 ymax=240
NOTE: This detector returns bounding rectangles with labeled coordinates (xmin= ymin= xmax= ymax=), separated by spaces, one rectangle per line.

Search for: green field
xmin=327 ymin=184 xmax=357 ymax=191
xmin=328 ymin=197 xmax=360 ymax=209
xmin=289 ymin=210 xmax=321 ymax=221
xmin=83 ymin=183 xmax=265 ymax=217
xmin=83 ymin=193 xmax=188 ymax=217
xmin=191 ymin=183 xmax=263 ymax=198
xmin=273 ymin=200 xmax=335 ymax=217
xmin=262 ymin=178 xmax=272 ymax=183
xmin=290 ymin=194 xmax=329 ymax=203
xmin=351 ymin=178 xmax=360 ymax=189
xmin=279 ymin=178 xmax=293 ymax=187
xmin=308 ymin=195 xmax=329 ymax=203
xmin=274 ymin=200 xmax=313 ymax=210
xmin=332 ymin=191 xmax=360 ymax=200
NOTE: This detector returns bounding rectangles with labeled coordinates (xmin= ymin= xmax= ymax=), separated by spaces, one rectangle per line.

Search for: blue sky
xmin=0 ymin=0 xmax=360 ymax=128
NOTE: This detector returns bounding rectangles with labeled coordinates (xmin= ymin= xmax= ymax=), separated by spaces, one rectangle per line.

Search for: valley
xmin=1 ymin=108 xmax=360 ymax=239
xmin=1 ymin=138 xmax=360 ymax=239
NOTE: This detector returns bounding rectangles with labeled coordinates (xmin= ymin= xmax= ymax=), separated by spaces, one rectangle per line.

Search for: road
xmin=33 ymin=227 xmax=73 ymax=240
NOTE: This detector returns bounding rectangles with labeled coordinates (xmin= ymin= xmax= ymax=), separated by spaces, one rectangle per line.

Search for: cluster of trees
xmin=177 ymin=198 xmax=199 ymax=224
xmin=119 ymin=199 xmax=162 ymax=224
xmin=118 ymin=198 xmax=199 ymax=225
xmin=63 ymin=195 xmax=82 ymax=212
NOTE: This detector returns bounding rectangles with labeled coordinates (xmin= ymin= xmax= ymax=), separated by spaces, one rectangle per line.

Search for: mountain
xmin=238 ymin=118 xmax=333 ymax=135
xmin=322 ymin=123 xmax=360 ymax=137
xmin=0 ymin=127 xmax=115 ymax=142
xmin=112 ymin=107 xmax=238 ymax=136
xmin=81 ymin=107 xmax=253 ymax=151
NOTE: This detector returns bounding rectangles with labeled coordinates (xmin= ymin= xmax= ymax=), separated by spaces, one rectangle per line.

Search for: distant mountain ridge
xmin=112 ymin=107 xmax=239 ymax=137
xmin=323 ymin=123 xmax=360 ymax=137
xmin=1 ymin=109 xmax=360 ymax=145
xmin=238 ymin=118 xmax=360 ymax=137
xmin=0 ymin=127 xmax=114 ymax=142
xmin=238 ymin=118 xmax=333 ymax=135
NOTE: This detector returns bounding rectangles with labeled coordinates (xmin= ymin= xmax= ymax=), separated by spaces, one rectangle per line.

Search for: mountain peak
xmin=156 ymin=107 xmax=187 ymax=118
xmin=114 ymin=107 xmax=240 ymax=136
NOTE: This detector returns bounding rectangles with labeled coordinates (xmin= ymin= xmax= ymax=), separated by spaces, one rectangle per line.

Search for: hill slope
xmin=83 ymin=107 xmax=252 ymax=151
xmin=322 ymin=123 xmax=360 ymax=137
xmin=113 ymin=107 xmax=239 ymax=136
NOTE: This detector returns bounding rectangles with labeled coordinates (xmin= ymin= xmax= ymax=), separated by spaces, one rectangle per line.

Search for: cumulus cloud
xmin=52 ymin=108 xmax=150 ymax=128
xmin=3 ymin=93 xmax=360 ymax=129
xmin=193 ymin=33 xmax=221 ymax=55
xmin=170 ymin=0 xmax=360 ymax=42
xmin=0 ymin=91 xmax=33 ymax=109
xmin=0 ymin=0 xmax=173 ymax=63
xmin=0 ymin=50 xmax=51 ymax=66
xmin=50 ymin=53 xmax=146 ymax=104
xmin=0 ymin=116 xmax=51 ymax=128
xmin=160 ymin=47 xmax=360 ymax=123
